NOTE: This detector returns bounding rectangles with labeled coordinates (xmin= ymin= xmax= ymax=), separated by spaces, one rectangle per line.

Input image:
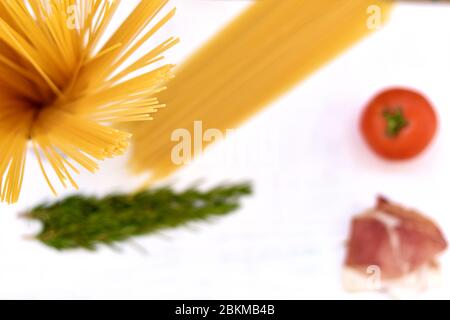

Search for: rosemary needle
xmin=26 ymin=183 xmax=252 ymax=251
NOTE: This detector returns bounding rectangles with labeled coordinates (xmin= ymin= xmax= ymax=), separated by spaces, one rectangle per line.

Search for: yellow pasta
xmin=131 ymin=0 xmax=393 ymax=180
xmin=0 ymin=0 xmax=177 ymax=203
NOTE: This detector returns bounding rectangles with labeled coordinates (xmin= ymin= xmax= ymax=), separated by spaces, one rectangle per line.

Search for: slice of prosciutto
xmin=344 ymin=197 xmax=447 ymax=294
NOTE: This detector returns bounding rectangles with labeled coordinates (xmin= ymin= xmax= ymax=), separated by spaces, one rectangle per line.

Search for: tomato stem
xmin=384 ymin=107 xmax=408 ymax=137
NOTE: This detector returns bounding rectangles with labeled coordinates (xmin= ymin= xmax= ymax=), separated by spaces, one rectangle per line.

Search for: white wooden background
xmin=1 ymin=0 xmax=450 ymax=299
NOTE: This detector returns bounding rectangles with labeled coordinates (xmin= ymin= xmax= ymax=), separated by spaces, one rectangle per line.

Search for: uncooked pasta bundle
xmin=130 ymin=0 xmax=393 ymax=181
xmin=0 ymin=0 xmax=177 ymax=203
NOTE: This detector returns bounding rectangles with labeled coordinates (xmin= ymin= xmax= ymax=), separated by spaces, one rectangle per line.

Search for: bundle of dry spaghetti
xmin=0 ymin=0 xmax=177 ymax=204
xmin=130 ymin=0 xmax=393 ymax=181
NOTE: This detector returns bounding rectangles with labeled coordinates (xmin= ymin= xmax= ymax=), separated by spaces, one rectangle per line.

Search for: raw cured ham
xmin=344 ymin=197 xmax=447 ymax=294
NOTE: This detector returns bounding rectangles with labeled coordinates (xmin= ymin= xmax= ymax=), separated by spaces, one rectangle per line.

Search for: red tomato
xmin=360 ymin=88 xmax=437 ymax=160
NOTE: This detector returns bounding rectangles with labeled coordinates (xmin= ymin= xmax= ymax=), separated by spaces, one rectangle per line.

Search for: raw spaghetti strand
xmin=131 ymin=0 xmax=393 ymax=180
xmin=0 ymin=0 xmax=177 ymax=204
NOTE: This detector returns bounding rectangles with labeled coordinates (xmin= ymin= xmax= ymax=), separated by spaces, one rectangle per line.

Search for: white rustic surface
xmin=1 ymin=0 xmax=450 ymax=300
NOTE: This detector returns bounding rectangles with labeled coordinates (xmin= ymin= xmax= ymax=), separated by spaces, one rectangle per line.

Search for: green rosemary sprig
xmin=26 ymin=183 xmax=252 ymax=251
